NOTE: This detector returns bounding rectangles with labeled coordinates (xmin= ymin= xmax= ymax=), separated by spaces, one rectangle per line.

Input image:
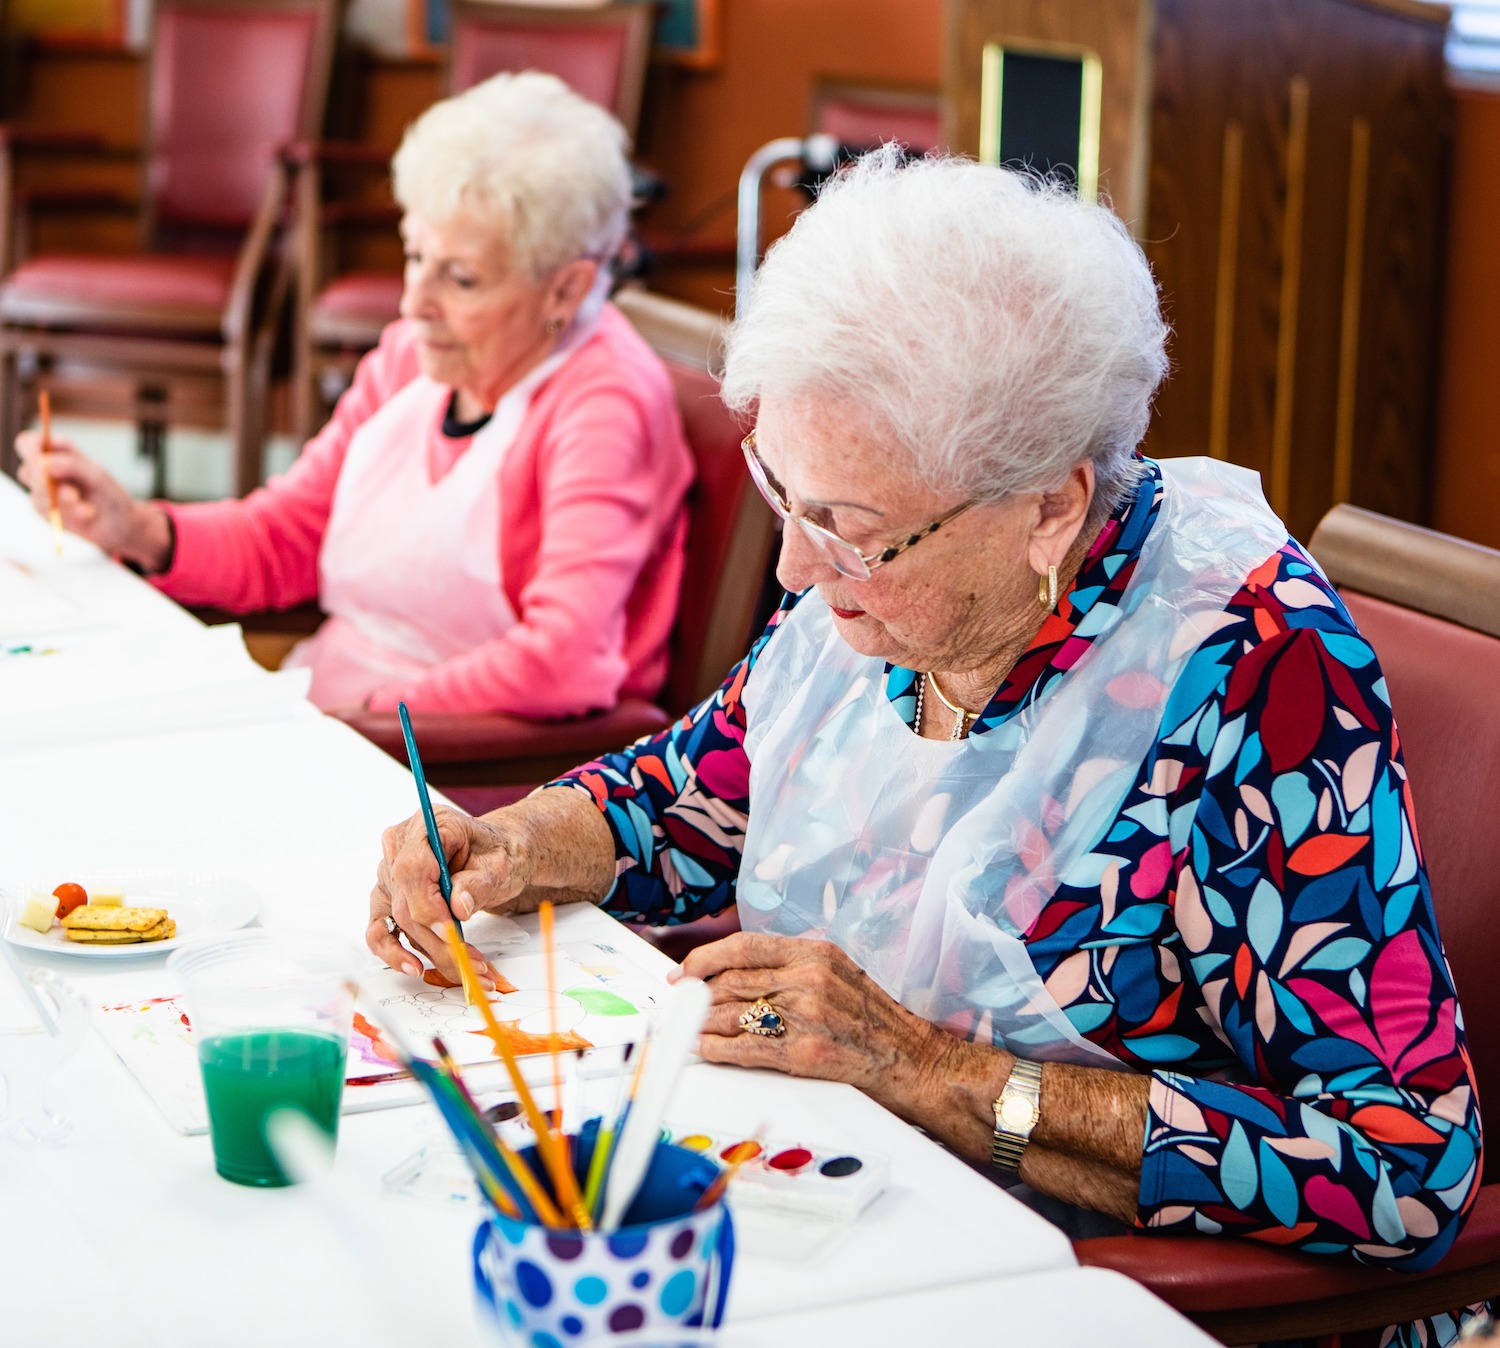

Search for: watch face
xmin=1000 ymin=1095 xmax=1039 ymax=1131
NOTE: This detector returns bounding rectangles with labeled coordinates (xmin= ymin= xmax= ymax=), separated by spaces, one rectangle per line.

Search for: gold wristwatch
xmin=991 ymin=1058 xmax=1043 ymax=1173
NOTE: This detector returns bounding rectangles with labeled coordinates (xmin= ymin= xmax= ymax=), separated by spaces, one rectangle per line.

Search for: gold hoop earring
xmin=1038 ymin=565 xmax=1058 ymax=612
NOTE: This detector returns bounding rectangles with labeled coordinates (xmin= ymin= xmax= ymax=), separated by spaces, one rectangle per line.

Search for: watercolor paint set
xmin=661 ymin=1126 xmax=889 ymax=1222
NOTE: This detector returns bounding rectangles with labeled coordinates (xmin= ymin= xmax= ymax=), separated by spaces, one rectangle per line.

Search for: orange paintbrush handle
xmin=442 ymin=922 xmax=592 ymax=1229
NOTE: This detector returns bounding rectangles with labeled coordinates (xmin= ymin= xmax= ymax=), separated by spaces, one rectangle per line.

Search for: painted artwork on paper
xmin=94 ymin=922 xmax=668 ymax=1134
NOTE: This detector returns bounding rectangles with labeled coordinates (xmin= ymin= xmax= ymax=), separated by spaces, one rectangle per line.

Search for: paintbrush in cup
xmin=429 ymin=1036 xmax=565 ymax=1225
xmin=440 ymin=920 xmax=592 ymax=1229
xmin=349 ymin=992 xmax=523 ymax=1220
xmin=38 ymin=391 xmax=62 ymax=556
xmin=695 ymin=1134 xmax=765 ymax=1211
xmin=583 ymin=1040 xmax=643 ymax=1223
xmin=599 ymin=977 xmax=712 ymax=1232
xmin=539 ymin=900 xmax=565 ymax=1134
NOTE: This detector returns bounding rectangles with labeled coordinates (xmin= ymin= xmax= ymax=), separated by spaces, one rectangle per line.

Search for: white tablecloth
xmin=0 ymin=477 xmax=1214 ymax=1346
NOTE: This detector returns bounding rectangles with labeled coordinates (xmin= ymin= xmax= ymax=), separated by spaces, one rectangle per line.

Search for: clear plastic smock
xmin=737 ymin=458 xmax=1293 ymax=1065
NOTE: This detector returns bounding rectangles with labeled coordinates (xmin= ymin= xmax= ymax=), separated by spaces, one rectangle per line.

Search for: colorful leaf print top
xmin=556 ymin=456 xmax=1482 ymax=1271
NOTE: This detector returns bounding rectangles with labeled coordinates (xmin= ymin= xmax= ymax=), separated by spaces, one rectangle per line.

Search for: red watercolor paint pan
xmin=663 ymin=1125 xmax=889 ymax=1220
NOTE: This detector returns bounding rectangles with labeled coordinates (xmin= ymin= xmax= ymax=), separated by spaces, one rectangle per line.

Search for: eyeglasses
xmin=741 ymin=429 xmax=977 ymax=581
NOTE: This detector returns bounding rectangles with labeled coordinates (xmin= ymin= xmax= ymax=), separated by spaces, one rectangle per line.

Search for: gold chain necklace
xmin=915 ymin=671 xmax=980 ymax=741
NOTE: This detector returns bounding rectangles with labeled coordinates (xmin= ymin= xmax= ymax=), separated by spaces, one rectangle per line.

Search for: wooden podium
xmin=946 ymin=0 xmax=1450 ymax=542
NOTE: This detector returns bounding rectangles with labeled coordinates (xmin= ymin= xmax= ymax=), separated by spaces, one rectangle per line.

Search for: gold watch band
xmin=991 ymin=1057 xmax=1044 ymax=1174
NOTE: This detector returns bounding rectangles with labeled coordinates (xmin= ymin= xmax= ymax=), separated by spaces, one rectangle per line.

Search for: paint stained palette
xmin=664 ymin=1126 xmax=889 ymax=1221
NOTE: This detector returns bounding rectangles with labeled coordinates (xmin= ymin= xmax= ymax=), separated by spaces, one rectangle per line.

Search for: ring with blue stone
xmin=739 ymin=999 xmax=787 ymax=1037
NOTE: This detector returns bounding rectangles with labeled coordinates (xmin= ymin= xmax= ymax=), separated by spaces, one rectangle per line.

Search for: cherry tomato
xmin=52 ymin=882 xmax=88 ymax=919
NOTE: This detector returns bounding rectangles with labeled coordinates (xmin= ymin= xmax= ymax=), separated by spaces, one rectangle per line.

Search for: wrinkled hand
xmin=673 ymin=933 xmax=956 ymax=1119
xmin=15 ymin=431 xmax=166 ymax=563
xmin=368 ymin=808 xmax=534 ymax=982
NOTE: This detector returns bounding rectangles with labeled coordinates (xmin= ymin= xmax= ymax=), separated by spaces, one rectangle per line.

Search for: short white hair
xmin=721 ymin=148 xmax=1170 ymax=520
xmin=392 ymin=71 xmax=632 ymax=279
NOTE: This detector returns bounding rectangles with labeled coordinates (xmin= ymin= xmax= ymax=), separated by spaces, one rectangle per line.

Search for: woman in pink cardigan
xmin=14 ymin=73 xmax=694 ymax=717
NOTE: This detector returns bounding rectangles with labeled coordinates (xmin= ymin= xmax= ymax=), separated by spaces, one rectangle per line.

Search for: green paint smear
xmin=563 ymin=987 xmax=638 ymax=1017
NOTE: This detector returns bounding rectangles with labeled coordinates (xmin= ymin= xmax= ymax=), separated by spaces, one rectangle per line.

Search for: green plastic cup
xmin=169 ymin=929 xmax=358 ymax=1187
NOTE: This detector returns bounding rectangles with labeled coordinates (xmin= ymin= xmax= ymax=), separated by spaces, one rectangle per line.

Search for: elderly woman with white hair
xmin=15 ymin=72 xmax=693 ymax=716
xmin=373 ymin=151 xmax=1482 ymax=1337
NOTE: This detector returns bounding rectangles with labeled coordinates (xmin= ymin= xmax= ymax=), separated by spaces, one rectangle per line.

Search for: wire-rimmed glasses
xmin=741 ymin=429 xmax=976 ymax=581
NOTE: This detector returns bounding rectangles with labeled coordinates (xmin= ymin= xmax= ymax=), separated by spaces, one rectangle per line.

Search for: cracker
xmin=65 ymin=917 xmax=173 ymax=944
xmin=61 ymin=905 xmax=167 ymax=933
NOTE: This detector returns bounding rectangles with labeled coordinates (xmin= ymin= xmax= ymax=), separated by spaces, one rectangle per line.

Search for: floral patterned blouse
xmin=555 ymin=458 xmax=1483 ymax=1344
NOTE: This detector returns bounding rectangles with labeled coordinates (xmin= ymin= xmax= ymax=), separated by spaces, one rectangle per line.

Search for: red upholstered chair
xmin=317 ymin=288 xmax=774 ymax=810
xmin=0 ymin=0 xmax=340 ymax=498
xmin=1077 ymin=504 xmax=1500 ymax=1344
xmin=810 ymin=79 xmax=944 ymax=154
xmin=290 ymin=0 xmax=655 ymax=437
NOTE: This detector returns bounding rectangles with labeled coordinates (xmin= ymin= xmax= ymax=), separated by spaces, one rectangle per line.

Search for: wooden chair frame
xmin=0 ymin=0 xmax=341 ymax=496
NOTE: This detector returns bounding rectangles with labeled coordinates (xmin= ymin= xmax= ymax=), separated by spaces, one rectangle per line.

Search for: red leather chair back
xmin=447 ymin=2 xmax=655 ymax=135
xmin=664 ymin=361 xmax=766 ymax=711
xmin=1338 ymin=591 xmax=1500 ymax=1179
xmin=613 ymin=289 xmax=778 ymax=716
xmin=150 ymin=1 xmax=334 ymax=228
xmin=453 ymin=23 xmax=627 ymax=105
xmin=811 ymin=83 xmax=944 ymax=154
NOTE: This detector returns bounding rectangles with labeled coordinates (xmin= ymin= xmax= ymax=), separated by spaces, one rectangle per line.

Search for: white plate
xmin=1 ymin=869 xmax=260 ymax=960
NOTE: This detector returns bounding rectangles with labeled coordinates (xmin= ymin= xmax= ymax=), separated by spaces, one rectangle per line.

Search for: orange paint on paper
xmin=351 ymin=1011 xmax=403 ymax=1064
xmin=469 ymin=1021 xmax=593 ymax=1058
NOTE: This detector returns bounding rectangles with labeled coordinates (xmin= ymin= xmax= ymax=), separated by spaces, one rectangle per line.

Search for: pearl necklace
xmin=915 ymin=671 xmax=980 ymax=741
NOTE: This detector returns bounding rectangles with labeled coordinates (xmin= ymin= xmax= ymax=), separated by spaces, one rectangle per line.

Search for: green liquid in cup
xmin=198 ymin=1029 xmax=345 ymax=1186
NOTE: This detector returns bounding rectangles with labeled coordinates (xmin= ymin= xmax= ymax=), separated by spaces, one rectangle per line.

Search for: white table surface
xmin=718 ymin=1267 xmax=1221 ymax=1347
xmin=0 ymin=477 xmax=1213 ymax=1346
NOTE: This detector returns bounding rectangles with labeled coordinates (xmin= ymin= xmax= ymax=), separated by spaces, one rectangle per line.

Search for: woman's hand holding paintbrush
xmin=13 ymin=428 xmax=174 ymax=570
xmin=368 ymin=786 xmax=615 ymax=982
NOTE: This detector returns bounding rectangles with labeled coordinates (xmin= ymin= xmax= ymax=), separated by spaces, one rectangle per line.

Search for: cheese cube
xmin=17 ymin=892 xmax=59 ymax=933
xmin=90 ymin=888 xmax=125 ymax=907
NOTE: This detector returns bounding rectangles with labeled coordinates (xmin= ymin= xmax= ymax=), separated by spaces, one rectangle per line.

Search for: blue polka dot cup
xmin=473 ymin=1139 xmax=735 ymax=1345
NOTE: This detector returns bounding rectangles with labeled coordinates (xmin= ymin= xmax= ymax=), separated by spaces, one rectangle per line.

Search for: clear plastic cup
xmin=0 ymin=954 xmax=90 ymax=1148
xmin=168 ymin=928 xmax=359 ymax=1187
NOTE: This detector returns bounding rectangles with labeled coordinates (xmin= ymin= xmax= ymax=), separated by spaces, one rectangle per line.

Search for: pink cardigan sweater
xmin=155 ymin=306 xmax=694 ymax=717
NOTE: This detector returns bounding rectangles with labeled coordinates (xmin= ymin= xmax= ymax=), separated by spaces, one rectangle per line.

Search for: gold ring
xmin=739 ymin=999 xmax=787 ymax=1037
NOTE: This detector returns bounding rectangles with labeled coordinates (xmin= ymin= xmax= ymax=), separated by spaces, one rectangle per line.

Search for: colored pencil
xmin=38 ymin=391 xmax=62 ymax=556
xmin=441 ymin=921 xmax=593 ymax=1230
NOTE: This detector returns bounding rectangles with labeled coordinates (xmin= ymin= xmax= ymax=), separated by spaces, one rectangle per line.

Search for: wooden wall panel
xmin=951 ymin=0 xmax=1449 ymax=544
xmin=945 ymin=0 xmax=1154 ymax=225
xmin=1431 ymin=87 xmax=1500 ymax=551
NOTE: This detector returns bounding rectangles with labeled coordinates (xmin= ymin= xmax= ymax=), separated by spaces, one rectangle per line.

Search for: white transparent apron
xmin=287 ymin=320 xmax=593 ymax=710
xmin=737 ymin=458 xmax=1292 ymax=1067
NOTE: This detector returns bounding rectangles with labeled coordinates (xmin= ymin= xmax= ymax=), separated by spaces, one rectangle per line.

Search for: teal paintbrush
xmin=397 ymin=701 xmax=466 ymax=954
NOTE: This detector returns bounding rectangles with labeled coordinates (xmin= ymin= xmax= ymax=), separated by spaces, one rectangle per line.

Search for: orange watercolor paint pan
xmin=662 ymin=1124 xmax=889 ymax=1222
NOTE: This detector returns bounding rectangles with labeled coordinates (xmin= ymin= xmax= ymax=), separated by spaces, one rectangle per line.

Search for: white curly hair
xmin=392 ymin=70 xmax=632 ymax=279
xmin=720 ymin=148 xmax=1170 ymax=523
